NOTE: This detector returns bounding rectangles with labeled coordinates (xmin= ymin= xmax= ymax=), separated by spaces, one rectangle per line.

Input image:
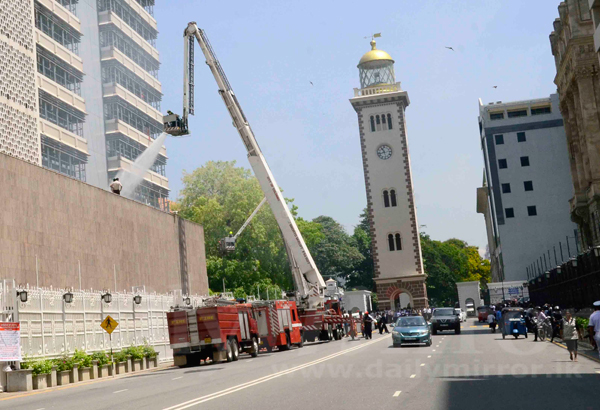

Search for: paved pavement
xmin=2 ymin=320 xmax=600 ymax=410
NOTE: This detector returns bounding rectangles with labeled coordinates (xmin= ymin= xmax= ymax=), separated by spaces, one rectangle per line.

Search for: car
xmin=392 ymin=315 xmax=431 ymax=347
xmin=430 ymin=307 xmax=461 ymax=335
xmin=454 ymin=308 xmax=467 ymax=322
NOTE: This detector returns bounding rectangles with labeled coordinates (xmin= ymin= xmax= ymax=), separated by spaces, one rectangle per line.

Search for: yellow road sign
xmin=101 ymin=315 xmax=119 ymax=334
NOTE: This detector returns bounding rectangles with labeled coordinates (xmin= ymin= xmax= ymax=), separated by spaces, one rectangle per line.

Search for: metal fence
xmin=0 ymin=279 xmax=206 ymax=361
xmin=528 ymin=248 xmax=600 ymax=309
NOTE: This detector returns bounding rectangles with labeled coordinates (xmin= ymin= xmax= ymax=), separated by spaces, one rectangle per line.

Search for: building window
xmin=390 ymin=190 xmax=397 ymax=207
xmin=387 ymin=113 xmax=393 ymax=129
xmin=35 ymin=3 xmax=81 ymax=55
xmin=39 ymin=91 xmax=85 ymax=136
xmin=388 ymin=234 xmax=395 ymax=251
xmin=531 ymin=106 xmax=551 ymax=116
xmin=490 ymin=112 xmax=504 ymax=120
xmin=382 ymin=114 xmax=386 ymax=126
xmin=99 ymin=27 xmax=159 ymax=78
xmin=495 ymin=134 xmax=504 ymax=145
xmin=383 ymin=190 xmax=390 ymax=208
xmin=370 ymin=116 xmax=375 ymax=132
xmin=498 ymin=159 xmax=507 ymax=169
xmin=508 ymin=110 xmax=528 ymax=118
xmin=524 ymin=181 xmax=533 ymax=191
xmin=97 ymin=0 xmax=158 ymax=46
xmin=505 ymin=208 xmax=515 ymax=218
xmin=395 ymin=233 xmax=402 ymax=250
xmin=527 ymin=206 xmax=537 ymax=216
xmin=520 ymin=156 xmax=530 ymax=167
xmin=102 ymin=63 xmax=162 ymax=110
xmin=502 ymin=183 xmax=511 ymax=193
xmin=517 ymin=132 xmax=526 ymax=142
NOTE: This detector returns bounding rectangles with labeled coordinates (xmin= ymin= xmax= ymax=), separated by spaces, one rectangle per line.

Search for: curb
xmin=551 ymin=340 xmax=600 ymax=364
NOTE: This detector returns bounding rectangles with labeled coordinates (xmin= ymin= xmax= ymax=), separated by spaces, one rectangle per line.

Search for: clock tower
xmin=350 ymin=39 xmax=428 ymax=311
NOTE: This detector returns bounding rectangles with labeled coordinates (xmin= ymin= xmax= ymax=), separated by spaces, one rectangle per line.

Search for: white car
xmin=454 ymin=308 xmax=467 ymax=322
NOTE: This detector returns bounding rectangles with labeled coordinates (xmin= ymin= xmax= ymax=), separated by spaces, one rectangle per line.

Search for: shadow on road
xmin=184 ymin=367 xmax=223 ymax=374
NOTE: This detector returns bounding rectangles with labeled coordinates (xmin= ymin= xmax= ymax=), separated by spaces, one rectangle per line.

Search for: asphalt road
xmin=3 ymin=320 xmax=600 ymax=410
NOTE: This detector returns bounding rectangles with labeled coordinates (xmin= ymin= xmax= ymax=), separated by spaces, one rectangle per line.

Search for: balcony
xmin=36 ymin=0 xmax=82 ymax=33
xmin=122 ymin=0 xmax=157 ymax=31
xmin=98 ymin=11 xmax=159 ymax=61
xmin=107 ymin=156 xmax=169 ymax=189
xmin=35 ymin=29 xmax=83 ymax=72
xmin=39 ymin=118 xmax=88 ymax=154
xmin=353 ymin=82 xmax=402 ymax=97
xmin=37 ymin=74 xmax=86 ymax=113
xmin=101 ymin=46 xmax=161 ymax=93
xmin=103 ymin=82 xmax=162 ymax=123
xmin=105 ymin=118 xmax=167 ymax=157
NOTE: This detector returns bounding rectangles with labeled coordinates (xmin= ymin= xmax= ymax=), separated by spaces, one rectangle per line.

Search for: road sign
xmin=101 ymin=315 xmax=119 ymax=334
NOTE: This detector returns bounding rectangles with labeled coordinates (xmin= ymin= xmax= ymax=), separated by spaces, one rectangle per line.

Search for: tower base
xmin=375 ymin=277 xmax=428 ymax=311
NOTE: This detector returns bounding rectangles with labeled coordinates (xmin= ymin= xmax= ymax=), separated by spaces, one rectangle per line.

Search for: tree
xmin=345 ymin=209 xmax=375 ymax=289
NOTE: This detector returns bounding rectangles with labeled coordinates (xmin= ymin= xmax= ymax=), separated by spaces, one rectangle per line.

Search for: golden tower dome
xmin=358 ymin=39 xmax=394 ymax=67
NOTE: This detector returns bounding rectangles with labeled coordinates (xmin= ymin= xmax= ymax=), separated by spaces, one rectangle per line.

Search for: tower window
xmin=390 ymin=190 xmax=397 ymax=207
xmin=517 ymin=132 xmax=526 ymax=142
xmin=383 ymin=190 xmax=390 ymax=208
xmin=520 ymin=156 xmax=530 ymax=167
xmin=370 ymin=116 xmax=375 ymax=132
xmin=505 ymin=208 xmax=515 ymax=218
xmin=382 ymin=114 xmax=386 ymax=125
xmin=527 ymin=206 xmax=537 ymax=216
xmin=495 ymin=134 xmax=504 ymax=145
xmin=395 ymin=233 xmax=402 ymax=250
xmin=388 ymin=234 xmax=395 ymax=251
xmin=376 ymin=115 xmax=381 ymax=131
xmin=387 ymin=113 xmax=393 ymax=129
xmin=524 ymin=181 xmax=533 ymax=191
xmin=501 ymin=183 xmax=511 ymax=194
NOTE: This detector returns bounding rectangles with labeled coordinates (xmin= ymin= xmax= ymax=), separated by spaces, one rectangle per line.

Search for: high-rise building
xmin=477 ymin=95 xmax=577 ymax=283
xmin=350 ymin=39 xmax=428 ymax=310
xmin=0 ymin=0 xmax=168 ymax=209
xmin=550 ymin=0 xmax=600 ymax=248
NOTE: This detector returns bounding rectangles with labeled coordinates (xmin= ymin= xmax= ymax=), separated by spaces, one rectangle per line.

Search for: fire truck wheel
xmin=226 ymin=340 xmax=234 ymax=362
xmin=328 ymin=328 xmax=334 ymax=341
xmin=280 ymin=333 xmax=291 ymax=351
xmin=298 ymin=332 xmax=304 ymax=348
xmin=230 ymin=339 xmax=240 ymax=361
xmin=250 ymin=337 xmax=259 ymax=357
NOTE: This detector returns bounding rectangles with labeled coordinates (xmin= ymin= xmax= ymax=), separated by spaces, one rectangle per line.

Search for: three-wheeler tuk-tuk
xmin=501 ymin=307 xmax=528 ymax=339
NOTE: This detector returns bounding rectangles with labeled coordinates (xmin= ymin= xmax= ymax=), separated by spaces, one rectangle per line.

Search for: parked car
xmin=392 ymin=315 xmax=432 ymax=347
xmin=454 ymin=308 xmax=467 ymax=322
xmin=430 ymin=308 xmax=461 ymax=335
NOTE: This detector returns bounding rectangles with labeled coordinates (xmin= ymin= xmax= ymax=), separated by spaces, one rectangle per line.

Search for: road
xmin=3 ymin=320 xmax=600 ymax=410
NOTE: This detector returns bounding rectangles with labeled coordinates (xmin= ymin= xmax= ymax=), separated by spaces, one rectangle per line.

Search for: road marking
xmin=246 ymin=360 xmax=253 ymax=363
xmin=410 ymin=374 xmax=416 ymax=378
xmin=393 ymin=391 xmax=402 ymax=397
xmin=34 ymin=408 xmax=45 ymax=410
xmin=420 ymin=363 xmax=425 ymax=367
xmin=427 ymin=355 xmax=431 ymax=358
xmin=433 ymin=349 xmax=436 ymax=352
xmin=172 ymin=377 xmax=183 ymax=380
xmin=596 ymin=371 xmax=600 ymax=374
xmin=163 ymin=336 xmax=389 ymax=410
xmin=113 ymin=389 xmax=128 ymax=394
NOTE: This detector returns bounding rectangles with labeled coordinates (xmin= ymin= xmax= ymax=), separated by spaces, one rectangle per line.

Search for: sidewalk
xmin=552 ymin=338 xmax=600 ymax=363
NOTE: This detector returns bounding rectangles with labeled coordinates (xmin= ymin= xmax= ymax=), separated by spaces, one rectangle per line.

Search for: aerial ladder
xmin=218 ymin=197 xmax=267 ymax=253
xmin=163 ymin=23 xmax=348 ymax=342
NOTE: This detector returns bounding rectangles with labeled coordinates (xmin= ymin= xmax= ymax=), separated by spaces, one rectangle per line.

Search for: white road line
xmin=246 ymin=360 xmax=253 ymax=363
xmin=113 ymin=389 xmax=129 ymax=394
xmin=34 ymin=408 xmax=45 ymax=410
xmin=172 ymin=377 xmax=183 ymax=380
xmin=410 ymin=374 xmax=416 ymax=379
xmin=393 ymin=391 xmax=402 ymax=397
xmin=163 ymin=337 xmax=389 ymax=410
xmin=427 ymin=355 xmax=431 ymax=358
xmin=433 ymin=349 xmax=436 ymax=352
xmin=420 ymin=363 xmax=425 ymax=367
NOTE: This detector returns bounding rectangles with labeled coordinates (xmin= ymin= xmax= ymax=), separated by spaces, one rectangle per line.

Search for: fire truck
xmin=251 ymin=300 xmax=303 ymax=351
xmin=165 ymin=22 xmax=353 ymax=347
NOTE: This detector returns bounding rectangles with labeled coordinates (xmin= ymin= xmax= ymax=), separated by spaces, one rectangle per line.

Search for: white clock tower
xmin=350 ymin=39 xmax=428 ymax=310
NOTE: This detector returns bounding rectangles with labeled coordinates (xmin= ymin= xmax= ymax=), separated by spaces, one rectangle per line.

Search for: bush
xmin=142 ymin=343 xmax=157 ymax=358
xmin=72 ymin=349 xmax=92 ymax=368
xmin=113 ymin=350 xmax=129 ymax=363
xmin=53 ymin=355 xmax=75 ymax=372
xmin=91 ymin=351 xmax=111 ymax=366
xmin=576 ymin=317 xmax=590 ymax=338
xmin=30 ymin=359 xmax=54 ymax=376
xmin=124 ymin=345 xmax=145 ymax=360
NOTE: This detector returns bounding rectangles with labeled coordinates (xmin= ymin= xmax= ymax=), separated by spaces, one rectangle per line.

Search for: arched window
xmin=395 ymin=233 xmax=402 ymax=250
xmin=370 ymin=116 xmax=375 ymax=132
xmin=383 ymin=190 xmax=390 ymax=208
xmin=388 ymin=234 xmax=395 ymax=251
xmin=382 ymin=114 xmax=386 ymax=126
xmin=390 ymin=190 xmax=397 ymax=207
xmin=376 ymin=115 xmax=381 ymax=124
xmin=376 ymin=115 xmax=381 ymax=131
xmin=387 ymin=113 xmax=393 ymax=129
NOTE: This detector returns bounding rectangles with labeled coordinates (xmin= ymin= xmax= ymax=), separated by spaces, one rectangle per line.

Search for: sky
xmin=154 ymin=0 xmax=562 ymax=251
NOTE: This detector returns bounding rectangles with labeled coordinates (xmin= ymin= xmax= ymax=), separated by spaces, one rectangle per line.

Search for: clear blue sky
xmin=155 ymin=0 xmax=562 ymax=250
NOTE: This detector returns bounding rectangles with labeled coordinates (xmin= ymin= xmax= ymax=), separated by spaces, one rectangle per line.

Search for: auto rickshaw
xmin=501 ymin=307 xmax=527 ymax=339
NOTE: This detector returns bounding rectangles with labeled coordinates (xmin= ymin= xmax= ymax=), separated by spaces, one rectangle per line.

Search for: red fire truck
xmin=168 ymin=303 xmax=260 ymax=367
xmin=251 ymin=300 xmax=303 ymax=351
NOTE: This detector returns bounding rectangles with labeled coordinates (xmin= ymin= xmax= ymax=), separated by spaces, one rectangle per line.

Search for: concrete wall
xmin=0 ymin=152 xmax=208 ymax=295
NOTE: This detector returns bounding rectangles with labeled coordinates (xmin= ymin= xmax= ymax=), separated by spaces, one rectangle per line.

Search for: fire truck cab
xmin=252 ymin=300 xmax=303 ymax=352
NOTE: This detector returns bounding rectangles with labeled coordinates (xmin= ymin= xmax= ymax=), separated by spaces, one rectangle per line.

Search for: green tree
xmin=345 ymin=209 xmax=374 ymax=289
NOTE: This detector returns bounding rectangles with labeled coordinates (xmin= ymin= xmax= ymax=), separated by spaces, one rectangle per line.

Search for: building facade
xmin=0 ymin=0 xmax=168 ymax=209
xmin=350 ymin=39 xmax=428 ymax=311
xmin=478 ymin=95 xmax=577 ymax=283
xmin=550 ymin=0 xmax=600 ymax=248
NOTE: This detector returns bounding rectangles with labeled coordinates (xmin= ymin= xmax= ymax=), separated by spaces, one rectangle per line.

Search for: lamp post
xmin=16 ymin=290 xmax=28 ymax=303
xmin=133 ymin=295 xmax=142 ymax=305
xmin=102 ymin=292 xmax=112 ymax=304
xmin=63 ymin=291 xmax=73 ymax=304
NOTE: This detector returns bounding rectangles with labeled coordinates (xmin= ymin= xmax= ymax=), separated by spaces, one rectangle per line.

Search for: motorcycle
xmin=536 ymin=318 xmax=552 ymax=341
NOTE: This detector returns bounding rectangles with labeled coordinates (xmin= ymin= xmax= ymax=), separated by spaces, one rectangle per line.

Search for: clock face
xmin=377 ymin=145 xmax=392 ymax=160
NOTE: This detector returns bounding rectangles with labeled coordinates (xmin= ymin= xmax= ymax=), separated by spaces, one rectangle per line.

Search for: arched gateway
xmin=350 ymin=38 xmax=429 ymax=311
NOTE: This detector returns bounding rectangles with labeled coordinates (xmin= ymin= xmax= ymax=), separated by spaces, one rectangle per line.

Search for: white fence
xmin=0 ymin=280 xmax=206 ymax=362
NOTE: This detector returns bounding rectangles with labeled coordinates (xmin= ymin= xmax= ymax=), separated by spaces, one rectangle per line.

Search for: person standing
xmin=379 ymin=313 xmax=389 ymax=334
xmin=363 ymin=311 xmax=373 ymax=340
xmin=561 ymin=310 xmax=579 ymax=361
xmin=110 ymin=177 xmax=122 ymax=195
xmin=588 ymin=301 xmax=600 ymax=355
xmin=550 ymin=306 xmax=563 ymax=343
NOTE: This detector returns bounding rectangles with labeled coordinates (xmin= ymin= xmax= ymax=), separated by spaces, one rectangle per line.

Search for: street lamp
xmin=102 ymin=292 xmax=112 ymax=303
xmin=545 ymin=271 xmax=550 ymax=279
xmin=556 ymin=266 xmax=562 ymax=274
xmin=16 ymin=290 xmax=28 ymax=303
xmin=569 ymin=257 xmax=578 ymax=268
xmin=63 ymin=291 xmax=74 ymax=304
xmin=133 ymin=295 xmax=142 ymax=305
xmin=184 ymin=297 xmax=191 ymax=306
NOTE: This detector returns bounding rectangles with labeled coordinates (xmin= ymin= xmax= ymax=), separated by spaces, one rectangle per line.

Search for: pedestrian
xmin=379 ymin=313 xmax=389 ymax=334
xmin=363 ymin=311 xmax=373 ymax=340
xmin=534 ymin=306 xmax=547 ymax=342
xmin=487 ymin=311 xmax=497 ymax=333
xmin=561 ymin=310 xmax=579 ymax=361
xmin=550 ymin=306 xmax=562 ymax=343
xmin=495 ymin=306 xmax=503 ymax=331
xmin=110 ymin=177 xmax=122 ymax=195
xmin=588 ymin=301 xmax=600 ymax=355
